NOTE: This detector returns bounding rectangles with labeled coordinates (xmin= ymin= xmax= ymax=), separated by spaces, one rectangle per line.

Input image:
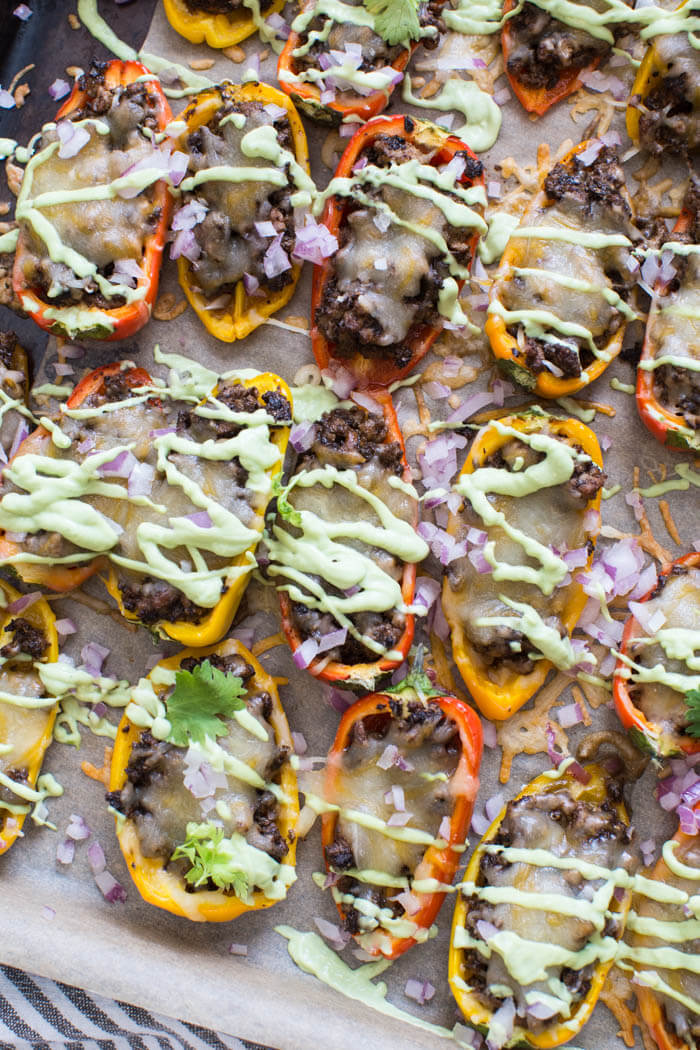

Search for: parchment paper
xmin=0 ymin=3 xmax=696 ymax=1048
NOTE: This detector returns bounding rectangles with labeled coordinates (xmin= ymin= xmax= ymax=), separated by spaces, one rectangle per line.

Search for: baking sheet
xmin=0 ymin=2 xmax=696 ymax=1048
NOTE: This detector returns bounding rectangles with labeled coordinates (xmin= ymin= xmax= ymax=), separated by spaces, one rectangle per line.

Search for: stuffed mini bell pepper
xmin=0 ymin=330 xmax=30 ymax=452
xmin=277 ymin=0 xmax=443 ymax=125
xmin=501 ymin=0 xmax=629 ymax=116
xmin=174 ymin=81 xmax=312 ymax=343
xmin=449 ymin=760 xmax=636 ymax=1047
xmin=311 ymin=114 xmax=487 ymax=388
xmin=321 ymin=664 xmax=482 ymax=958
xmin=442 ymin=410 xmax=604 ymax=721
xmin=614 ymin=552 xmax=700 ymax=759
xmin=0 ymin=580 xmax=59 ymax=856
xmin=108 ymin=638 xmax=299 ymax=921
xmin=270 ymin=388 xmax=427 ymax=691
xmin=0 ymin=357 xmax=292 ymax=647
xmin=636 ymin=178 xmax=700 ymax=452
xmin=626 ymin=0 xmax=700 ymax=156
xmin=630 ymin=819 xmax=700 ymax=1050
xmin=13 ymin=60 xmax=172 ymax=341
xmin=163 ymin=0 xmax=286 ymax=48
xmin=486 ymin=141 xmax=638 ymax=397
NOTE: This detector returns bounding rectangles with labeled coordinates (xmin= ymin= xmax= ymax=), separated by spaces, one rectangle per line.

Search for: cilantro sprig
xmin=166 ymin=660 xmax=246 ymax=747
xmin=171 ymin=823 xmax=249 ymax=898
xmin=363 ymin=0 xmax=421 ymax=47
xmin=685 ymin=689 xmax=700 ymax=739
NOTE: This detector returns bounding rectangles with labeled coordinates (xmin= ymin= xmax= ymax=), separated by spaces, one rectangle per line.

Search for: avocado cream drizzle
xmin=288 ymin=0 xmax=436 ymax=56
xmin=401 ymin=74 xmax=502 ymax=154
xmin=0 ymin=353 xmax=287 ymax=609
xmin=265 ymin=463 xmax=428 ymax=656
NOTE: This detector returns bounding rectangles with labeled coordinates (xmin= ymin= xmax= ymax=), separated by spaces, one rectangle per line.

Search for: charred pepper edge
xmin=485 ymin=139 xmax=634 ymax=398
xmin=501 ymin=0 xmax=605 ymax=117
xmin=0 ymin=579 xmax=59 ymax=857
xmin=276 ymin=8 xmax=414 ymax=127
xmin=109 ymin=638 xmax=300 ymax=922
xmin=277 ymin=386 xmax=417 ymax=690
xmin=176 ymin=81 xmax=310 ymax=344
xmin=321 ymin=682 xmax=483 ymax=959
xmin=625 ymin=0 xmax=693 ymax=147
xmin=613 ymin=552 xmax=700 ymax=759
xmin=636 ymin=201 xmax=697 ymax=450
xmin=635 ymin=816 xmax=699 ymax=1050
xmin=310 ymin=114 xmax=485 ymax=389
xmin=0 ymin=361 xmax=292 ymax=647
xmin=441 ymin=411 xmax=603 ymax=722
xmin=12 ymin=60 xmax=174 ymax=343
xmin=448 ymin=762 xmax=632 ymax=1049
xmin=163 ymin=0 xmax=287 ymax=48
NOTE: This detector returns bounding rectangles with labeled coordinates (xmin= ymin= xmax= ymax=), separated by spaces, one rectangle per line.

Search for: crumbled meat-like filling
xmin=108 ymin=662 xmax=291 ymax=882
xmin=184 ymin=100 xmax=296 ymax=299
xmin=462 ymin=781 xmax=636 ymax=1028
xmin=119 ymin=579 xmax=208 ymax=626
xmin=293 ymin=0 xmax=444 ymax=80
xmin=629 ymin=564 xmax=700 ymax=742
xmin=0 ymin=618 xmax=48 ymax=661
xmin=283 ymin=405 xmax=410 ymax=665
xmin=314 ymin=131 xmax=483 ymax=365
xmin=500 ymin=147 xmax=637 ymax=381
xmin=184 ymin=0 xmax=274 ymax=12
xmin=324 ymin=700 xmax=459 ymax=940
xmin=445 ymin=428 xmax=603 ymax=675
xmin=0 ymin=251 xmax=26 ymax=317
xmin=18 ymin=61 xmax=164 ymax=310
xmin=0 ymin=332 xmax=17 ymax=369
xmin=635 ymin=28 xmax=700 ymax=156
xmin=506 ymin=0 xmax=617 ymax=90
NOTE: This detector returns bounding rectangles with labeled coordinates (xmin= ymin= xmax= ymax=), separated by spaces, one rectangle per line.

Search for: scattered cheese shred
xmin=252 ymin=631 xmax=287 ymax=657
xmin=497 ymin=672 xmax=571 ymax=783
xmin=659 ymin=499 xmax=681 ymax=546
xmin=81 ymin=747 xmax=113 ymax=786
xmin=600 ymin=966 xmax=654 ymax=1050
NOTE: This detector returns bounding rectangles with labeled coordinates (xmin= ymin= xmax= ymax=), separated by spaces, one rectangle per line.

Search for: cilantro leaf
xmin=272 ymin=478 xmax=302 ymax=528
xmin=685 ymin=689 xmax=700 ymax=739
xmin=171 ymin=823 xmax=250 ymax=898
xmin=166 ymin=660 xmax=246 ymax=747
xmin=363 ymin=0 xmax=421 ymax=46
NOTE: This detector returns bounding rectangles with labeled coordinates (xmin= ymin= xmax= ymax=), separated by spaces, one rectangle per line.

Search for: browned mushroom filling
xmin=505 ymin=1 xmax=616 ymax=92
xmin=461 ymin=780 xmax=636 ymax=1029
xmin=292 ymin=0 xmax=444 ymax=80
xmin=636 ymin=25 xmax=700 ymax=156
xmin=182 ymin=100 xmax=296 ymax=300
xmin=184 ymin=0 xmax=274 ymax=14
xmin=281 ymin=405 xmax=412 ymax=665
xmin=0 ymin=331 xmax=28 ymax=450
xmin=314 ymin=124 xmax=484 ymax=367
xmin=498 ymin=147 xmax=637 ymax=381
xmin=627 ymin=561 xmax=700 ymax=742
xmin=17 ymin=61 xmax=164 ymax=310
xmin=649 ymin=179 xmax=700 ymax=430
xmin=0 ymin=617 xmax=49 ymax=811
xmin=445 ymin=429 xmax=604 ymax=675
xmin=1 ymin=371 xmax=290 ymax=626
xmin=107 ymin=652 xmax=291 ymax=885
xmin=324 ymin=698 xmax=459 ymax=946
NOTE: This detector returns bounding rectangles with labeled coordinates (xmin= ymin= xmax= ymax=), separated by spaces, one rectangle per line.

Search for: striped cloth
xmin=0 ymin=966 xmax=271 ymax=1050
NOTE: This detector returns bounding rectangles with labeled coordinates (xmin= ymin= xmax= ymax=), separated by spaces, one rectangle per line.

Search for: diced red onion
xmin=76 ymin=433 xmax=96 ymax=455
xmin=255 ymin=220 xmax=278 ymax=238
xmin=563 ymin=547 xmax=588 ymax=570
xmin=48 ymin=78 xmax=70 ymax=101
xmin=293 ymin=638 xmax=319 ymax=669
xmin=321 ymin=364 xmax=355 ymax=398
xmin=228 ymin=942 xmax=248 ymax=956
xmin=41 ymin=906 xmax=55 ymax=921
xmin=289 ymin=421 xmax=317 ymax=453
xmin=578 ymin=70 xmax=626 ymax=99
xmin=527 ymin=1000 xmax=559 ymax=1020
xmin=484 ymin=794 xmax=504 ymax=822
xmin=0 ymin=91 xmax=15 ymax=110
xmin=387 ymin=810 xmax=412 ymax=826
xmin=449 ymin=390 xmax=494 ymax=424
xmin=150 ymin=427 xmax=176 ymax=439
xmin=66 ymin=813 xmax=91 ymax=840
xmin=413 ymin=576 xmax=440 ymax=614
xmin=489 ymin=998 xmax=515 ymax=1048
xmin=13 ymin=4 xmax=32 ymax=19
xmin=263 ymin=235 xmax=291 ymax=279
xmin=168 ymin=151 xmax=189 ymax=188
xmin=9 ymin=420 xmax=29 ymax=460
xmin=471 ymin=810 xmax=490 ymax=836
xmin=81 ymin=643 xmax=110 ymax=677
xmin=438 ymin=815 xmax=451 ymax=841
xmin=57 ymin=120 xmax=91 ymax=159
xmin=6 ymin=591 xmax=42 ymax=615
xmin=476 ymin=919 xmax=499 ymax=943
xmin=172 ymin=200 xmax=207 ymax=232
xmin=557 ymin=702 xmax=583 ymax=728
xmin=55 ymin=618 xmax=77 ymax=637
xmin=404 ymin=979 xmax=435 ymax=1006
xmin=352 ymin=391 xmax=382 ymax=416
xmin=293 ymin=222 xmax=339 ymax=265
xmin=128 ymin=461 xmax=155 ymax=499
xmin=313 ymin=916 xmax=350 ymax=950
xmin=481 ymin=719 xmax=497 ymax=749
xmin=263 ymin=101 xmax=288 ymax=119
xmin=577 ymin=140 xmax=604 ymax=167
xmin=56 ymin=839 xmax=75 ymax=865
xmin=98 ymin=449 xmax=137 ymax=478
xmin=291 ymin=732 xmax=307 ymax=756
xmin=170 ymin=228 xmax=201 ymax=262
xmin=468 ymin=546 xmax=492 ymax=574
xmin=389 ymin=784 xmax=405 ymax=811
xmin=242 ymin=272 xmax=260 ymax=296
xmin=423 ymin=381 xmax=450 ymax=400
xmin=94 ymin=869 xmax=127 ymax=903
xmin=53 ymin=362 xmax=74 ymax=377
xmin=323 ymin=684 xmax=354 ymax=713
xmin=377 ymin=744 xmax=399 ymax=770
xmin=640 ymin=838 xmax=656 ymax=866
xmin=186 ymin=510 xmax=213 ymax=529
xmin=628 ymin=600 xmax=665 ymax=635
xmin=320 ymin=89 xmax=337 ymax=105
xmin=87 ymin=841 xmax=106 ymax=875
